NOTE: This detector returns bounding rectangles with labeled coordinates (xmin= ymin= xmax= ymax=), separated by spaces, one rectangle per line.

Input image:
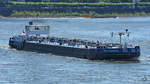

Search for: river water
xmin=0 ymin=17 xmax=150 ymax=84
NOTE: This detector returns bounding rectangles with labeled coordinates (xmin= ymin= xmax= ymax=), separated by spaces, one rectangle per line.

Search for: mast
xmin=111 ymin=29 xmax=131 ymax=46
xmin=118 ymin=32 xmax=125 ymax=45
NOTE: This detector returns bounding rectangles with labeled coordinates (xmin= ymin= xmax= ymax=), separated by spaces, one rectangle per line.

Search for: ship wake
xmin=0 ymin=45 xmax=11 ymax=50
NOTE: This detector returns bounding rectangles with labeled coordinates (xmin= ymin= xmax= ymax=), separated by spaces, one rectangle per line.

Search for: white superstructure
xmin=25 ymin=21 xmax=50 ymax=36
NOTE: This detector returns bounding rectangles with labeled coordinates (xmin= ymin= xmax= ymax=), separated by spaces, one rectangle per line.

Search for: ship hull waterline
xmin=9 ymin=41 xmax=140 ymax=60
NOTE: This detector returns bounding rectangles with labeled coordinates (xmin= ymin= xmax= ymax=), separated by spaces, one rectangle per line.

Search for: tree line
xmin=13 ymin=0 xmax=134 ymax=3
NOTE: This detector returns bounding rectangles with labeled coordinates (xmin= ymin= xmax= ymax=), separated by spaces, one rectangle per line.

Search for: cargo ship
xmin=9 ymin=21 xmax=140 ymax=60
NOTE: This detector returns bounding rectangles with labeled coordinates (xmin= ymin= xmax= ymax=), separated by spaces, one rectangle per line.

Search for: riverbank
xmin=1 ymin=1 xmax=150 ymax=18
xmin=7 ymin=11 xmax=150 ymax=18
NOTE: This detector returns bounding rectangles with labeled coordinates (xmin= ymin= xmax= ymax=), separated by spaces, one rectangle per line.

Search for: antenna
xmin=110 ymin=29 xmax=131 ymax=46
xmin=125 ymin=29 xmax=131 ymax=37
xmin=118 ymin=32 xmax=125 ymax=45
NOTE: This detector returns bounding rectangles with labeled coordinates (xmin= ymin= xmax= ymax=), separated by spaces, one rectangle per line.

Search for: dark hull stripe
xmin=18 ymin=42 xmax=140 ymax=60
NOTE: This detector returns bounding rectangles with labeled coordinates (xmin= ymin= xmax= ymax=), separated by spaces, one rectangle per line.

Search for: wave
xmin=0 ymin=45 xmax=11 ymax=50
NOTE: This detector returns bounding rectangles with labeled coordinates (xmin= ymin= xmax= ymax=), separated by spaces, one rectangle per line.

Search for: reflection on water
xmin=0 ymin=17 xmax=150 ymax=84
